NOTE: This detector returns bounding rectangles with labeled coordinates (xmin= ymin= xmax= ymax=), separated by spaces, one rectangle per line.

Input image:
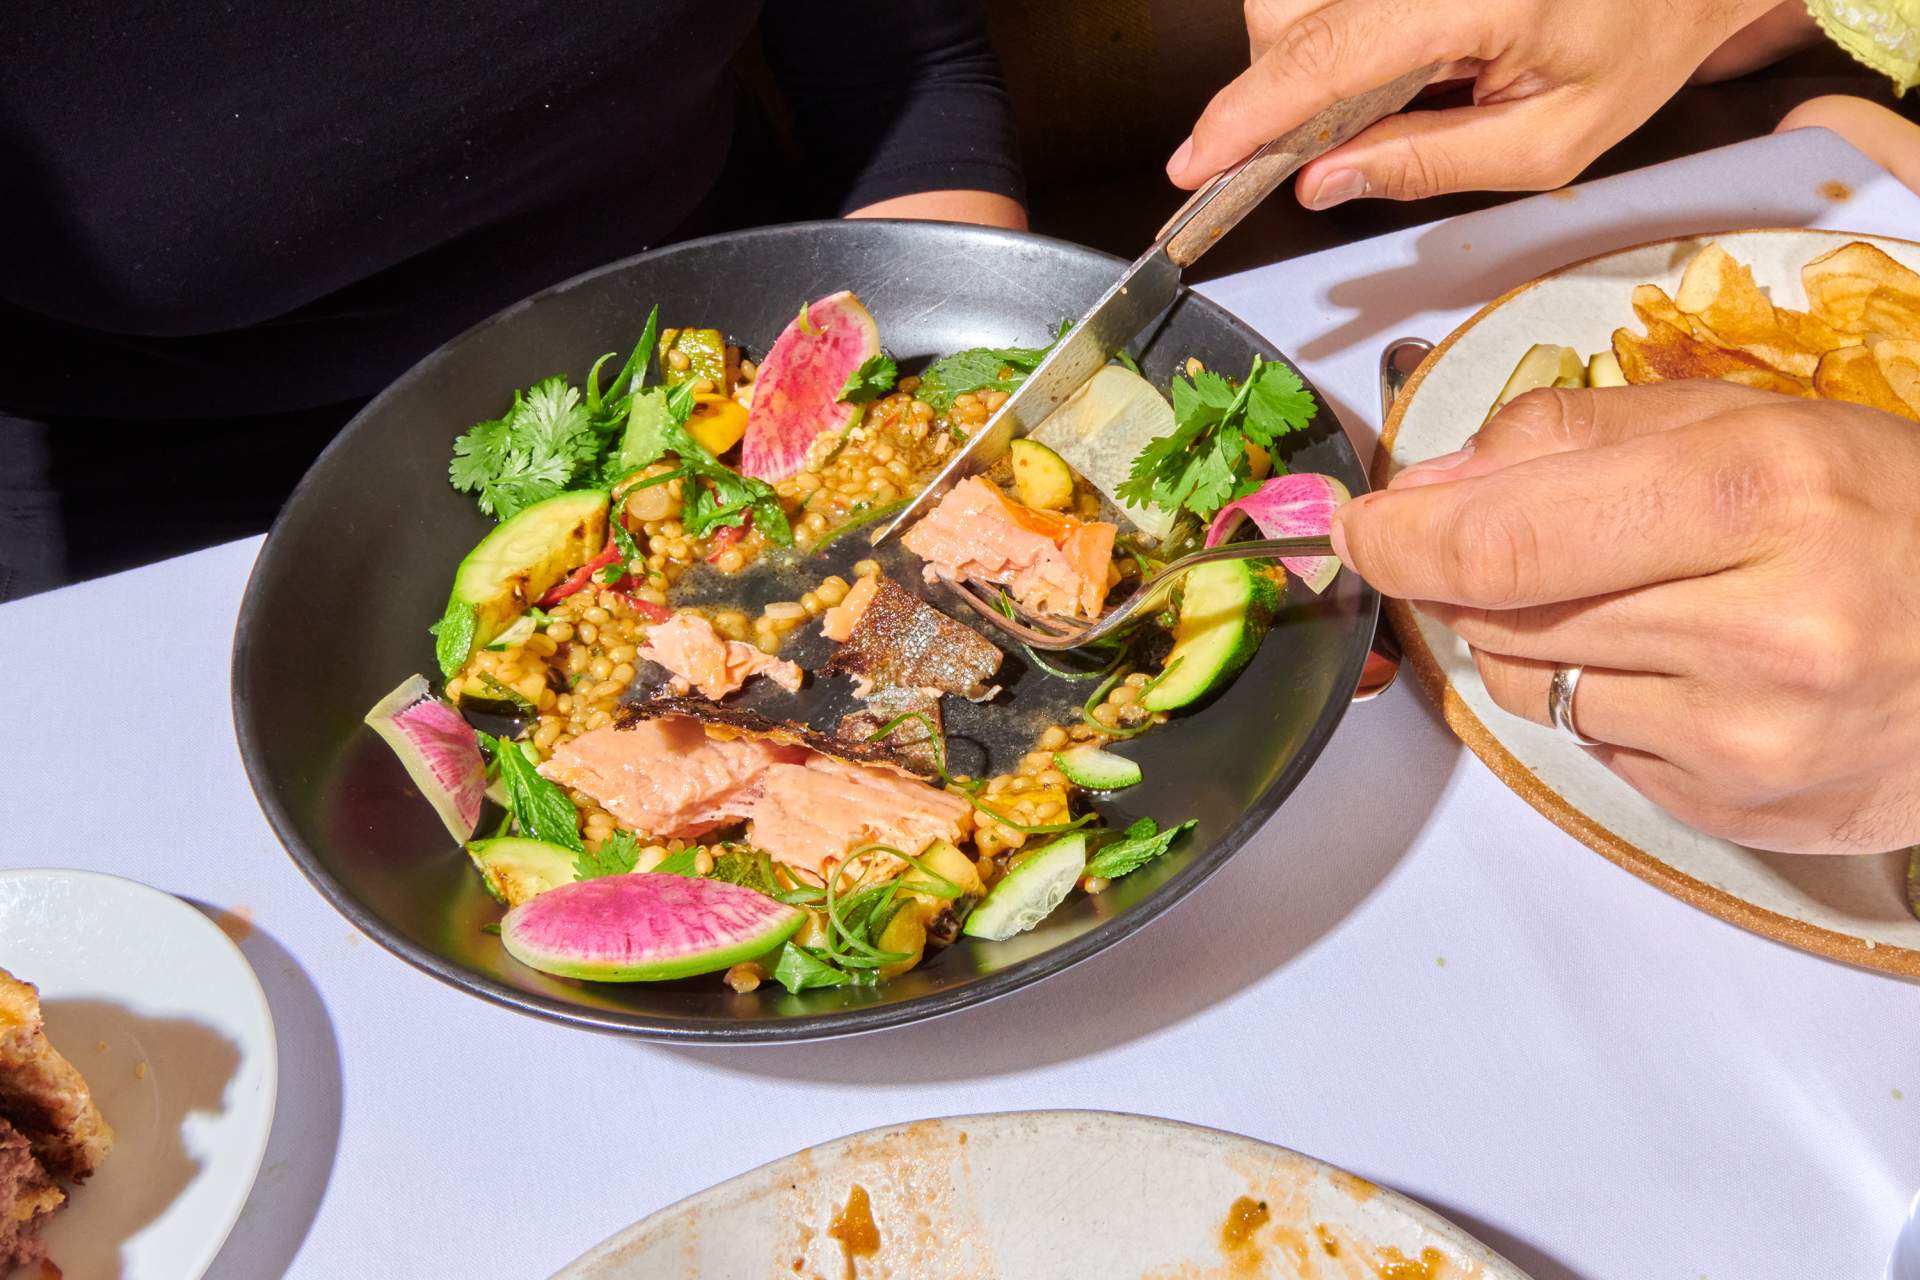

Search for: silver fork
xmin=940 ymin=536 xmax=1335 ymax=651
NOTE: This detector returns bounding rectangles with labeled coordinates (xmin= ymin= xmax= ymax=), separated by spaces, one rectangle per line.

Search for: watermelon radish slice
xmin=1204 ymin=473 xmax=1351 ymax=595
xmin=739 ymin=292 xmax=882 ymax=481
xmin=363 ymin=674 xmax=486 ymax=842
xmin=501 ymin=873 xmax=805 ymax=982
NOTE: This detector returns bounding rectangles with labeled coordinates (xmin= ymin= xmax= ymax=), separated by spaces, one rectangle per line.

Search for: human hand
xmin=1331 ymin=381 xmax=1920 ymax=854
xmin=1167 ymin=0 xmax=1780 ymax=207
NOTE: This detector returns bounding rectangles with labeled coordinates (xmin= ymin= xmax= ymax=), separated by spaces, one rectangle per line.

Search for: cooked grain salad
xmin=365 ymin=289 xmax=1343 ymax=991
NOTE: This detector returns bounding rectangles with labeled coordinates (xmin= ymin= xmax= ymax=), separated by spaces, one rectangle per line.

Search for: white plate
xmin=555 ymin=1110 xmax=1530 ymax=1279
xmin=0 ymin=869 xmax=277 ymax=1280
xmin=1380 ymin=227 xmax=1920 ymax=976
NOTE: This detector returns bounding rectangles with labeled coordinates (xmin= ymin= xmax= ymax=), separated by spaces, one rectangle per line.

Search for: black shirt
xmin=0 ymin=0 xmax=1022 ymax=419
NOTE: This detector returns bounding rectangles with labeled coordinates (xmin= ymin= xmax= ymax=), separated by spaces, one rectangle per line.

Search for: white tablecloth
xmin=3 ymin=128 xmax=1916 ymax=1280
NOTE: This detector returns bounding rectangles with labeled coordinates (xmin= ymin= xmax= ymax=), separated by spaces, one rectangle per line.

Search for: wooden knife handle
xmin=1162 ymin=65 xmax=1437 ymax=269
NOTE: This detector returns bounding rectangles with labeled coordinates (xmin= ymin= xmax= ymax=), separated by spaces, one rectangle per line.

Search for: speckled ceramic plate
xmin=553 ymin=1110 xmax=1530 ymax=1279
xmin=1378 ymin=227 xmax=1920 ymax=977
xmin=0 ymin=868 xmax=278 ymax=1279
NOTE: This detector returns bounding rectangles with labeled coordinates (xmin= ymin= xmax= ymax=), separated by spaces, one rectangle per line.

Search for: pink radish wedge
xmin=363 ymin=673 xmax=486 ymax=842
xmin=1204 ymin=472 xmax=1350 ymax=595
xmin=501 ymin=874 xmax=805 ymax=982
xmin=739 ymin=292 xmax=882 ymax=481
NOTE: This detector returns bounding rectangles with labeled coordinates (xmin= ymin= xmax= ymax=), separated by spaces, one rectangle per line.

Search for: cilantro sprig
xmin=1117 ymin=356 xmax=1316 ymax=523
xmin=837 ymin=354 xmax=898 ymax=405
xmin=575 ymin=830 xmax=641 ymax=879
xmin=613 ymin=381 xmax=793 ymax=547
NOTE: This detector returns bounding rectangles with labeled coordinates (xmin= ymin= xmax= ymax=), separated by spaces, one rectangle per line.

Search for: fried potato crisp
xmin=1607 ymin=240 xmax=1920 ymax=418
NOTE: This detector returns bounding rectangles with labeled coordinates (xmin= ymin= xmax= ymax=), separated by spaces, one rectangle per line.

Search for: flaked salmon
xmin=745 ymin=756 xmax=970 ymax=876
xmin=537 ymin=715 xmax=798 ymax=837
xmin=819 ymin=573 xmax=879 ymax=643
xmin=821 ymin=576 xmax=1002 ymax=701
xmin=638 ymin=612 xmax=803 ymax=701
xmin=901 ymin=476 xmax=1117 ymax=619
xmin=547 ymin=701 xmax=969 ymax=873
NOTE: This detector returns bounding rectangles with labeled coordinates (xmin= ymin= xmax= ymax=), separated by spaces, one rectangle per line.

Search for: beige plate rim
xmin=1376 ymin=225 xmax=1920 ymax=980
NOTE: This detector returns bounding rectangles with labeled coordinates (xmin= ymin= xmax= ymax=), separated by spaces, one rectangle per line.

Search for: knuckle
xmin=1273 ymin=11 xmax=1345 ymax=84
xmin=1243 ymin=0 xmax=1286 ymax=43
xmin=1373 ymin=133 xmax=1458 ymax=201
xmin=1708 ymin=711 xmax=1807 ymax=799
xmin=1486 ymin=387 xmax=1581 ymax=449
xmin=1758 ymin=609 xmax=1865 ymax=694
xmin=1437 ymin=495 xmax=1542 ymax=606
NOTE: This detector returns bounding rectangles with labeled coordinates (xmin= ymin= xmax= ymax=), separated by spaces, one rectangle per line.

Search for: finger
xmin=1471 ymin=649 xmax=1680 ymax=754
xmin=1244 ymin=0 xmax=1337 ymax=62
xmin=1419 ymin=581 xmax=1712 ymax=675
xmin=1293 ymin=96 xmax=1588 ymax=209
xmin=1389 ymin=381 xmax=1791 ymax=491
xmin=1168 ymin=0 xmax=1479 ymax=187
xmin=1333 ymin=411 xmax=1789 ymax=607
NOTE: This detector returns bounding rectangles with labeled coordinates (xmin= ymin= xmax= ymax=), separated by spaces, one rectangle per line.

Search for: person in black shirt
xmin=0 ymin=0 xmax=1025 ymax=598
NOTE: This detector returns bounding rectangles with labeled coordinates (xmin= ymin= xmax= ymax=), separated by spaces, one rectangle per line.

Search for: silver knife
xmin=869 ymin=65 xmax=1436 ymax=546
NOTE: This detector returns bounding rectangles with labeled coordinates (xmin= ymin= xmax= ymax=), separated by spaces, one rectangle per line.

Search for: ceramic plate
xmin=0 ymin=869 xmax=278 ymax=1279
xmin=1379 ymin=227 xmax=1920 ymax=976
xmin=555 ymin=1110 xmax=1530 ymax=1279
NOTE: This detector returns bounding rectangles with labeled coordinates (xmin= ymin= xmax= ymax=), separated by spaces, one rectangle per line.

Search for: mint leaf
xmin=916 ymin=342 xmax=1053 ymax=413
xmin=1086 ymin=818 xmax=1196 ymax=879
xmin=772 ymin=943 xmax=854 ymax=993
xmin=478 ymin=731 xmax=583 ymax=853
xmin=429 ymin=600 xmax=477 ymax=678
xmin=838 ymin=353 xmax=898 ymax=404
xmin=576 ymin=829 xmax=641 ymax=879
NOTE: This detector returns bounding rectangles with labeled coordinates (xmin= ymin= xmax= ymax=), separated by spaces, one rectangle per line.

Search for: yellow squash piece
xmin=687 ymin=394 xmax=749 ymax=457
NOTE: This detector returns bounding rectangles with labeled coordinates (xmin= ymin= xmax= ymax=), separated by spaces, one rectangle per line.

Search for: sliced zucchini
xmin=1487 ymin=344 xmax=1584 ymax=421
xmin=963 ymin=833 xmax=1087 ymax=941
xmin=1139 ymin=559 xmax=1280 ymax=713
xmin=1053 ymin=745 xmax=1141 ymax=790
xmin=468 ymin=837 xmax=579 ymax=908
xmin=1009 ymin=438 xmax=1075 ymax=511
xmin=444 ymin=489 xmax=607 ymax=671
xmin=486 ymin=612 xmax=540 ymax=652
xmin=1587 ymin=350 xmax=1628 ymax=388
xmin=659 ymin=327 xmax=731 ymax=391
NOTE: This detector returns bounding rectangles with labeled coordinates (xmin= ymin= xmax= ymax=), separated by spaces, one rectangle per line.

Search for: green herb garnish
xmin=1086 ymin=817 xmax=1197 ymax=879
xmin=476 ymin=673 xmax=536 ymax=713
xmin=449 ymin=377 xmax=602 ymax=520
xmin=651 ymin=847 xmax=701 ymax=877
xmin=837 ymin=354 xmax=898 ymax=404
xmin=575 ymin=829 xmax=641 ymax=879
xmin=430 ymin=599 xmax=477 ymax=679
xmin=476 ymin=731 xmax=584 ymax=853
xmin=915 ymin=342 xmax=1053 ymax=413
xmin=1117 ymin=356 xmax=1316 ymax=523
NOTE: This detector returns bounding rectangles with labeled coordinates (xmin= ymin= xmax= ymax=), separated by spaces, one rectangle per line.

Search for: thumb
xmin=1295 ymin=97 xmax=1585 ymax=209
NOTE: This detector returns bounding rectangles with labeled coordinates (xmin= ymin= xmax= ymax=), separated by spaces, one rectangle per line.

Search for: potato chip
xmin=1673 ymin=243 xmax=1830 ymax=377
xmin=1801 ymin=242 xmax=1920 ymax=340
xmin=1873 ymin=339 xmax=1920 ymax=414
xmin=1612 ymin=317 xmax=1808 ymax=398
xmin=1631 ymin=283 xmax=1689 ymax=332
xmin=1813 ymin=345 xmax=1920 ymax=421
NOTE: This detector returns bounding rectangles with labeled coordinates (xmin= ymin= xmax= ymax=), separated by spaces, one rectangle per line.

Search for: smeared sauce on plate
xmin=1377 ymin=1244 xmax=1449 ymax=1279
xmin=827 ymin=1183 xmax=879 ymax=1275
xmin=1219 ymin=1195 xmax=1270 ymax=1272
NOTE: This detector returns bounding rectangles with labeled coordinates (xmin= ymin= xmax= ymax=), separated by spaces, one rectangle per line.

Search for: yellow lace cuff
xmin=1806 ymin=0 xmax=1920 ymax=93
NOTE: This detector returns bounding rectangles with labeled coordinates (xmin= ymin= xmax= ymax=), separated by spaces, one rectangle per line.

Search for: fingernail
xmin=1329 ymin=512 xmax=1352 ymax=567
xmin=1166 ymin=137 xmax=1194 ymax=180
xmin=1390 ymin=442 xmax=1475 ymax=488
xmin=1305 ymin=168 xmax=1367 ymax=211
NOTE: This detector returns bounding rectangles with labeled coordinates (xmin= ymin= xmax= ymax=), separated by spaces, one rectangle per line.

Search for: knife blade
xmin=866 ymin=64 xmax=1435 ymax=547
xmin=866 ymin=245 xmax=1183 ymax=544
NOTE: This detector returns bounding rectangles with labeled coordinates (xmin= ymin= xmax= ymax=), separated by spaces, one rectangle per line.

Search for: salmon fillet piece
xmin=0 ymin=969 xmax=112 ymax=1185
xmin=901 ymin=476 xmax=1116 ymax=619
xmin=819 ymin=573 xmax=879 ymax=643
xmin=744 ymin=756 xmax=971 ymax=876
xmin=638 ymin=612 xmax=803 ymax=701
xmin=821 ymin=576 xmax=1002 ymax=701
xmin=537 ymin=715 xmax=801 ymax=837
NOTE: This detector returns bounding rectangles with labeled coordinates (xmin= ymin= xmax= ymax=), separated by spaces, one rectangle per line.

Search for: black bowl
xmin=232 ymin=220 xmax=1377 ymax=1041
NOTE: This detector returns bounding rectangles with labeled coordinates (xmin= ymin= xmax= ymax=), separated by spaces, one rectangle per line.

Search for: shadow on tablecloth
xmin=658 ymin=684 xmax=1462 ymax=1083
xmin=194 ymin=918 xmax=343 ymax=1280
